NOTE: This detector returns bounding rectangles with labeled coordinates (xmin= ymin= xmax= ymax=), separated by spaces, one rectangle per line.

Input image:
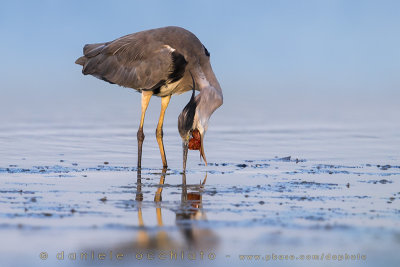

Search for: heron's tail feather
xmin=75 ymin=56 xmax=86 ymax=66
xmin=83 ymin=42 xmax=107 ymax=57
xmin=75 ymin=42 xmax=107 ymax=66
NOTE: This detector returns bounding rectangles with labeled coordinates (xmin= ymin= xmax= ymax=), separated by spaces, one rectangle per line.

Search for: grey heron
xmin=75 ymin=26 xmax=223 ymax=171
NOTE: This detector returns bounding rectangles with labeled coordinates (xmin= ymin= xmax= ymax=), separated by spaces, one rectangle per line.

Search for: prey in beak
xmin=188 ymin=129 xmax=207 ymax=165
xmin=181 ymin=128 xmax=207 ymax=173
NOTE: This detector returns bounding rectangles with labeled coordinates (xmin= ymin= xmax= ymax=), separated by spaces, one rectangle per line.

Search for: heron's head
xmin=178 ymin=89 xmax=208 ymax=171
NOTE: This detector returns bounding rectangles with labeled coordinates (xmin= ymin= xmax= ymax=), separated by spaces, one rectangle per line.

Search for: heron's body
xmin=76 ymin=26 xmax=223 ymax=170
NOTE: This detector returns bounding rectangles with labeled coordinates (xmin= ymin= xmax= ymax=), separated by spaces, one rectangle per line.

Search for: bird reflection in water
xmin=133 ymin=168 xmax=218 ymax=252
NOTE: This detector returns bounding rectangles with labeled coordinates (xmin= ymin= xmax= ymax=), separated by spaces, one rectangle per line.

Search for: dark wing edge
xmin=168 ymin=51 xmax=187 ymax=83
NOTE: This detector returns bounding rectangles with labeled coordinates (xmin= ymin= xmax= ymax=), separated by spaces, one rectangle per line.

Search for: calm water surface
xmin=0 ymin=106 xmax=399 ymax=267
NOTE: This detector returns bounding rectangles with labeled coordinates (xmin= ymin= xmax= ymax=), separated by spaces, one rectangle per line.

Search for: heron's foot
xmin=135 ymin=193 xmax=143 ymax=202
xmin=160 ymin=159 xmax=168 ymax=168
xmin=154 ymin=193 xmax=162 ymax=202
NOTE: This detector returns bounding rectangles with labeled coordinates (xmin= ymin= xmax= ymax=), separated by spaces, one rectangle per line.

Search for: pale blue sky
xmin=1 ymin=0 xmax=399 ymax=125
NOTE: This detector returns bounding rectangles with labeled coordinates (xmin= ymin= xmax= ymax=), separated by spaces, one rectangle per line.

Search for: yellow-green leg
xmin=156 ymin=95 xmax=171 ymax=168
xmin=137 ymin=91 xmax=152 ymax=169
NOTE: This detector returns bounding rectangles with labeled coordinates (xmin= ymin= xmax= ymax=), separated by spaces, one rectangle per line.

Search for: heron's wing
xmin=76 ymin=34 xmax=187 ymax=90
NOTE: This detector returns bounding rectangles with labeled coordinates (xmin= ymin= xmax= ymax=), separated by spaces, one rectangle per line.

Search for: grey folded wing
xmin=75 ymin=34 xmax=185 ymax=91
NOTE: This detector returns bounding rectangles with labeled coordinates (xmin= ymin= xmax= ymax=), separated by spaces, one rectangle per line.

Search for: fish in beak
xmin=188 ymin=129 xmax=207 ymax=165
xmin=182 ymin=129 xmax=207 ymax=173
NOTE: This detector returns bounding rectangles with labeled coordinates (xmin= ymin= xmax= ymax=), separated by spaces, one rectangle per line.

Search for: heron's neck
xmin=196 ymin=64 xmax=223 ymax=96
xmin=194 ymin=86 xmax=223 ymax=132
xmin=192 ymin=64 xmax=223 ymax=131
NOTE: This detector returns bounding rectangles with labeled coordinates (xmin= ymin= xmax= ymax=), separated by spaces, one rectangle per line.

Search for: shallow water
xmin=1 ymin=109 xmax=400 ymax=267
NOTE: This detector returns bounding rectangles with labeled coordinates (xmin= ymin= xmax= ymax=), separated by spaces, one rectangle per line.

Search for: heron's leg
xmin=137 ymin=91 xmax=152 ymax=169
xmin=156 ymin=95 xmax=171 ymax=168
xmin=137 ymin=205 xmax=150 ymax=246
xmin=154 ymin=167 xmax=167 ymax=202
xmin=135 ymin=169 xmax=150 ymax=246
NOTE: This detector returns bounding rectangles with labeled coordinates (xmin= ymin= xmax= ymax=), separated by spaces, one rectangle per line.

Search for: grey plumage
xmin=76 ymin=26 xmax=207 ymax=96
xmin=75 ymin=26 xmax=223 ymax=171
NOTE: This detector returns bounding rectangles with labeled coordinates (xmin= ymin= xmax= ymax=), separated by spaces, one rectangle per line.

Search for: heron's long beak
xmin=200 ymin=133 xmax=207 ymax=166
xmin=182 ymin=140 xmax=189 ymax=173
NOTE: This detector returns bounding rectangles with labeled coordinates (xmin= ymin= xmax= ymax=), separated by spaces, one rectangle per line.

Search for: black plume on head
xmin=178 ymin=74 xmax=197 ymax=138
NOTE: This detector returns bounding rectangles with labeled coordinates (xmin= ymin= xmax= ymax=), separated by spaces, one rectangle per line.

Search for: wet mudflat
xmin=0 ymin=118 xmax=399 ymax=267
